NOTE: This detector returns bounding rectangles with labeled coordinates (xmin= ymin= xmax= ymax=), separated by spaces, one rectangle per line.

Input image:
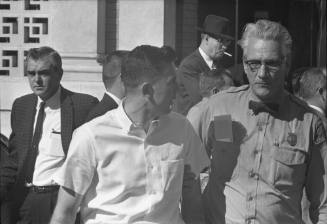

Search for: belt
xmin=25 ymin=184 xmax=60 ymax=194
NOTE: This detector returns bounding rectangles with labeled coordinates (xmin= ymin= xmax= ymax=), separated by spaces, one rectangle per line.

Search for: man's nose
xmin=34 ymin=73 xmax=42 ymax=82
xmin=257 ymin=65 xmax=269 ymax=79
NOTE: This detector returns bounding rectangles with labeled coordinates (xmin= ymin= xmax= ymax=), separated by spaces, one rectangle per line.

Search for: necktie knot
xmin=248 ymin=100 xmax=279 ymax=115
xmin=39 ymin=101 xmax=45 ymax=110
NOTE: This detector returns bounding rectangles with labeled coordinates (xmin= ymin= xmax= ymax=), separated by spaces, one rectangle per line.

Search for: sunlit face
xmin=243 ymin=38 xmax=287 ymax=102
xmin=151 ymin=64 xmax=178 ymax=115
xmin=206 ymin=35 xmax=230 ymax=60
xmin=26 ymin=58 xmax=62 ymax=100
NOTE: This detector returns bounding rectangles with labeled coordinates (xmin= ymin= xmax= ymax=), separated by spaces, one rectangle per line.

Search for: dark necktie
xmin=248 ymin=100 xmax=279 ymax=115
xmin=25 ymin=101 xmax=46 ymax=183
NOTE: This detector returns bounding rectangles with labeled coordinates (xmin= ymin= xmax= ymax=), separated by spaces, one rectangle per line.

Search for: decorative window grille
xmin=0 ymin=0 xmax=49 ymax=77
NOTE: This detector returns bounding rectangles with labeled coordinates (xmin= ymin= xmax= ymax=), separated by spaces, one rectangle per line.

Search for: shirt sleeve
xmin=183 ymin=119 xmax=210 ymax=178
xmin=305 ymin=116 xmax=327 ymax=224
xmin=53 ymin=125 xmax=97 ymax=195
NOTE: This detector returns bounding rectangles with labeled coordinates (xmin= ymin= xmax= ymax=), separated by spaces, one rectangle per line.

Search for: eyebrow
xmin=26 ymin=69 xmax=52 ymax=74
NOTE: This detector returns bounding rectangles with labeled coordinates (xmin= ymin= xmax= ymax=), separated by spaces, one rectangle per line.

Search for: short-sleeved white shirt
xmin=54 ymin=102 xmax=209 ymax=224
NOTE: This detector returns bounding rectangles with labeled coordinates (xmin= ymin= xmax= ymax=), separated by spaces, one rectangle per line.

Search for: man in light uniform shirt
xmin=50 ymin=45 xmax=209 ymax=224
xmin=190 ymin=20 xmax=327 ymax=224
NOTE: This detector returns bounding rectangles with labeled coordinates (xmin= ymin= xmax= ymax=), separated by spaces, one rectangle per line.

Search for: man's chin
xmin=252 ymin=87 xmax=273 ymax=101
xmin=32 ymin=89 xmax=47 ymax=98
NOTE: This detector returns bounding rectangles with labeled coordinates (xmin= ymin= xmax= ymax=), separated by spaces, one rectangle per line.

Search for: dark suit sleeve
xmin=72 ymin=94 xmax=99 ymax=128
xmin=175 ymin=53 xmax=207 ymax=115
xmin=0 ymin=100 xmax=19 ymax=202
xmin=85 ymin=95 xmax=118 ymax=122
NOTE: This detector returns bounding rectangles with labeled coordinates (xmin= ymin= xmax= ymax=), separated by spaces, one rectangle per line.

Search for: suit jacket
xmin=0 ymin=87 xmax=98 ymax=223
xmin=85 ymin=93 xmax=118 ymax=122
xmin=175 ymin=49 xmax=211 ymax=115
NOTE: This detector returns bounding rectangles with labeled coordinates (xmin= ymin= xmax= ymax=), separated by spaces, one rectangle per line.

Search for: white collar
xmin=199 ymin=47 xmax=213 ymax=69
xmin=105 ymin=91 xmax=121 ymax=105
xmin=37 ymin=86 xmax=61 ymax=110
xmin=308 ymin=104 xmax=325 ymax=116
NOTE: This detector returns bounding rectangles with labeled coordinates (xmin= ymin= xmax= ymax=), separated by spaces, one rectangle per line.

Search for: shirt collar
xmin=199 ymin=47 xmax=213 ymax=69
xmin=115 ymin=100 xmax=162 ymax=134
xmin=308 ymin=104 xmax=325 ymax=116
xmin=115 ymin=101 xmax=133 ymax=132
xmin=105 ymin=91 xmax=121 ymax=105
xmin=36 ymin=86 xmax=61 ymax=110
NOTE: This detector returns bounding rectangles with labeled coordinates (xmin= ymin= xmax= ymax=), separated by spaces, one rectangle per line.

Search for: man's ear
xmin=211 ymin=87 xmax=218 ymax=95
xmin=142 ymin=83 xmax=154 ymax=97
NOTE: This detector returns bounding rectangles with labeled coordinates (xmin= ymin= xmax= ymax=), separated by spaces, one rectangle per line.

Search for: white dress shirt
xmin=105 ymin=91 xmax=121 ymax=105
xmin=54 ymin=102 xmax=209 ymax=224
xmin=33 ymin=87 xmax=65 ymax=186
xmin=199 ymin=47 xmax=214 ymax=70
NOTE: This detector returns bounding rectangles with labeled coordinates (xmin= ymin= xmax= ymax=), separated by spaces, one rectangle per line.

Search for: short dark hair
xmin=25 ymin=46 xmax=63 ymax=75
xmin=298 ymin=67 xmax=326 ymax=99
xmin=104 ymin=50 xmax=129 ymax=64
xmin=121 ymin=45 xmax=175 ymax=88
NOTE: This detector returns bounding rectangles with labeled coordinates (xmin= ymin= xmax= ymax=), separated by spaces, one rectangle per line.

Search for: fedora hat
xmin=197 ymin=15 xmax=234 ymax=40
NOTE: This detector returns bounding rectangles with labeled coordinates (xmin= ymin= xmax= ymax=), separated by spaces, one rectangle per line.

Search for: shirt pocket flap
xmin=273 ymin=145 xmax=307 ymax=165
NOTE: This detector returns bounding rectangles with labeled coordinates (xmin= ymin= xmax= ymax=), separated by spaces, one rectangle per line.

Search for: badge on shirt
xmin=287 ymin=132 xmax=297 ymax=146
xmin=213 ymin=115 xmax=233 ymax=143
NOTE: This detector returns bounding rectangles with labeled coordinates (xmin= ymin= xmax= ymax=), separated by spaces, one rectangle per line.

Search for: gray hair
xmin=298 ymin=67 xmax=326 ymax=99
xmin=238 ymin=20 xmax=292 ymax=59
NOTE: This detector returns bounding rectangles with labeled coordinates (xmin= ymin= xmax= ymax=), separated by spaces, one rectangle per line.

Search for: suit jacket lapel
xmin=103 ymin=93 xmax=118 ymax=108
xmin=60 ymin=87 xmax=73 ymax=154
xmin=195 ymin=49 xmax=211 ymax=71
xmin=19 ymin=95 xmax=37 ymax=168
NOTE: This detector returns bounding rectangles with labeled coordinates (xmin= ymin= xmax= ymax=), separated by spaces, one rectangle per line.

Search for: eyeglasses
xmin=216 ymin=38 xmax=231 ymax=47
xmin=244 ymin=59 xmax=284 ymax=72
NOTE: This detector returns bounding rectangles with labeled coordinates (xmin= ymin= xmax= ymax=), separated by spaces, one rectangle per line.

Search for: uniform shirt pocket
xmin=270 ymin=145 xmax=307 ymax=188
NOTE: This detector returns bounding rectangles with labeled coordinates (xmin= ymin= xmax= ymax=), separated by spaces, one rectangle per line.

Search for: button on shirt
xmin=54 ymin=102 xmax=209 ymax=224
xmin=33 ymin=87 xmax=64 ymax=186
xmin=190 ymin=85 xmax=327 ymax=224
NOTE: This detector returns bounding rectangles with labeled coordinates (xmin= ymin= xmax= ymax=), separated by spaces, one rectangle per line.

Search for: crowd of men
xmin=0 ymin=15 xmax=326 ymax=224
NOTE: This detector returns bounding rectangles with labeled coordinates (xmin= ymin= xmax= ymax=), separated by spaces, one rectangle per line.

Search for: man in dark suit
xmin=0 ymin=46 xmax=98 ymax=224
xmin=175 ymin=15 xmax=234 ymax=115
xmin=86 ymin=50 xmax=129 ymax=121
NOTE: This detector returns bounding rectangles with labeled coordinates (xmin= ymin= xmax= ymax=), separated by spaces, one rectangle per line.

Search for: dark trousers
xmin=16 ymin=189 xmax=58 ymax=224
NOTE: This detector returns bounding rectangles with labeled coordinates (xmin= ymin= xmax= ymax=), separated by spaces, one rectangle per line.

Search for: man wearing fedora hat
xmin=175 ymin=15 xmax=233 ymax=115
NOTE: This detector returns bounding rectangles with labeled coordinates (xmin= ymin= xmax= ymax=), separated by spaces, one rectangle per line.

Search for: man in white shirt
xmin=175 ymin=15 xmax=233 ymax=115
xmin=0 ymin=46 xmax=98 ymax=224
xmin=50 ymin=45 xmax=209 ymax=224
xmin=86 ymin=50 xmax=129 ymax=121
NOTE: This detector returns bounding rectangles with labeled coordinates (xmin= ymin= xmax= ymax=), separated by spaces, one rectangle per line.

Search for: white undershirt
xmin=199 ymin=47 xmax=214 ymax=69
xmin=32 ymin=87 xmax=65 ymax=186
